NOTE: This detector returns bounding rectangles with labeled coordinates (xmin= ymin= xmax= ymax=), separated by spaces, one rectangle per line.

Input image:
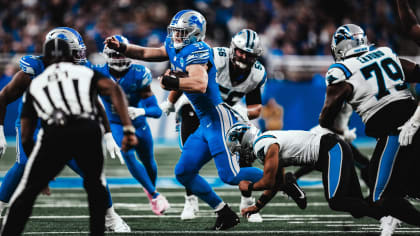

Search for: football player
xmin=291 ymin=103 xmax=370 ymax=187
xmin=319 ymin=23 xmax=420 ymax=233
xmin=105 ymin=10 xmax=266 ymax=230
xmin=95 ymin=35 xmax=169 ymax=215
xmin=226 ymin=122 xmax=385 ymax=221
xmin=0 ymin=27 xmax=131 ymax=232
xmin=161 ymin=29 xmax=306 ymax=222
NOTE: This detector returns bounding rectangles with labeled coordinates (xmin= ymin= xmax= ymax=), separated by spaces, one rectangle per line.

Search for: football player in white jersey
xmin=291 ymin=103 xmax=370 ymax=187
xmin=226 ymin=122 xmax=385 ymax=222
xmin=161 ymin=29 xmax=306 ymax=222
xmin=319 ymin=23 xmax=420 ymax=232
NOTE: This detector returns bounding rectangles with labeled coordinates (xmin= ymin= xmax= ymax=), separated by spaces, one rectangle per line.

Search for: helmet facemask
xmin=167 ymin=10 xmax=206 ymax=50
xmin=229 ymin=29 xmax=262 ymax=70
xmin=103 ymin=46 xmax=131 ymax=71
xmin=226 ymin=123 xmax=260 ymax=166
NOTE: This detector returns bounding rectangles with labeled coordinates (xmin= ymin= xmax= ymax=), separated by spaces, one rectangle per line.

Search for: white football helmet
xmin=167 ymin=10 xmax=206 ymax=49
xmin=331 ymin=24 xmax=369 ymax=61
xmin=226 ymin=122 xmax=260 ymax=165
xmin=103 ymin=35 xmax=132 ymax=71
xmin=45 ymin=27 xmax=87 ymax=64
xmin=230 ymin=29 xmax=263 ymax=69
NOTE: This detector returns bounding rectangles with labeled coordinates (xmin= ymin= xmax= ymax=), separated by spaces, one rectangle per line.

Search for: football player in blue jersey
xmin=105 ymin=10 xmax=265 ymax=230
xmin=0 ymin=27 xmax=131 ymax=232
xmin=95 ymin=35 xmax=169 ymax=215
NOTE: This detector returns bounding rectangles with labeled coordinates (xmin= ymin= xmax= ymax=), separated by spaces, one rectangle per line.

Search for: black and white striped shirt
xmin=21 ymin=62 xmax=106 ymax=125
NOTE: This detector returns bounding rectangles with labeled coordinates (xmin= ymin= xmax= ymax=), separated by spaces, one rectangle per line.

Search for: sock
xmin=214 ymin=202 xmax=226 ymax=212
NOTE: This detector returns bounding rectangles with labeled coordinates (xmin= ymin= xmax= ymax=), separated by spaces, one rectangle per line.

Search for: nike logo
xmin=206 ymin=123 xmax=212 ymax=128
xmin=215 ymin=223 xmax=223 ymax=230
xmin=294 ymin=183 xmax=305 ymax=199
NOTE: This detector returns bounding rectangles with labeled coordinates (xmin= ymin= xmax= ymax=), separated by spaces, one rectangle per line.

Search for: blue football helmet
xmin=331 ymin=24 xmax=369 ymax=61
xmin=226 ymin=122 xmax=260 ymax=165
xmin=45 ymin=27 xmax=87 ymax=64
xmin=103 ymin=35 xmax=132 ymax=71
xmin=230 ymin=29 xmax=263 ymax=70
xmin=167 ymin=10 xmax=206 ymax=49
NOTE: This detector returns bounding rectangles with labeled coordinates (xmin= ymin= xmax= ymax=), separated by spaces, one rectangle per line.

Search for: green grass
xmin=1 ymin=146 xmax=419 ymax=235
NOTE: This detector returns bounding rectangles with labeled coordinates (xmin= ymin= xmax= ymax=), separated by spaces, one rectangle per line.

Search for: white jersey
xmin=175 ymin=47 xmax=267 ymax=117
xmin=213 ymin=47 xmax=266 ymax=106
xmin=325 ymin=46 xmax=413 ymax=123
xmin=253 ymin=130 xmax=322 ymax=166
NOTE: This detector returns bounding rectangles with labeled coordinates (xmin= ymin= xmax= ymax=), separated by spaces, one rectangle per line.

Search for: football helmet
xmin=226 ymin=122 xmax=260 ymax=165
xmin=167 ymin=10 xmax=206 ymax=49
xmin=331 ymin=24 xmax=369 ymax=61
xmin=45 ymin=27 xmax=87 ymax=64
xmin=103 ymin=35 xmax=132 ymax=71
xmin=230 ymin=29 xmax=263 ymax=70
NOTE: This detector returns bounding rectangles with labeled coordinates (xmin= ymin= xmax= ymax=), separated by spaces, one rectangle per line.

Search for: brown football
xmin=169 ymin=70 xmax=188 ymax=78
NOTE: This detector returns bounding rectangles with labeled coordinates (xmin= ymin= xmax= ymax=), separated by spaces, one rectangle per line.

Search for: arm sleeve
xmin=138 ymin=95 xmax=162 ymax=118
xmin=245 ymin=86 xmax=262 ymax=105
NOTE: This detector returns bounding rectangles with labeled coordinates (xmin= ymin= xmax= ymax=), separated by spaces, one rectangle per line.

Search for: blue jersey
xmin=94 ymin=63 xmax=153 ymax=126
xmin=164 ymin=37 xmax=222 ymax=119
xmin=16 ymin=55 xmax=94 ymax=127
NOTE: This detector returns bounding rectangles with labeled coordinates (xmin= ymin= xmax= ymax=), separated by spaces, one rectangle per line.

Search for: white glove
xmin=343 ymin=128 xmax=357 ymax=143
xmin=104 ymin=132 xmax=125 ymax=164
xmin=160 ymin=99 xmax=175 ymax=116
xmin=127 ymin=106 xmax=146 ymax=120
xmin=398 ymin=119 xmax=420 ymax=146
xmin=0 ymin=125 xmax=6 ymax=159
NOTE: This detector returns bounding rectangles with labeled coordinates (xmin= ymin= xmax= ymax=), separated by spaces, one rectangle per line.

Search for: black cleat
xmin=284 ymin=172 xmax=307 ymax=209
xmin=209 ymin=204 xmax=240 ymax=230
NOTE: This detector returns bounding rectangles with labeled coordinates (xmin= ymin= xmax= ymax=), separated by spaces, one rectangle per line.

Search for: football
xmin=169 ymin=70 xmax=188 ymax=78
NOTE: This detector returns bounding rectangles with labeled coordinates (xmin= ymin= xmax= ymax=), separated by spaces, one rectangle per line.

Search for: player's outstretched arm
xmin=397 ymin=0 xmax=420 ymax=46
xmin=0 ymin=71 xmax=31 ymax=125
xmin=104 ymin=36 xmax=168 ymax=62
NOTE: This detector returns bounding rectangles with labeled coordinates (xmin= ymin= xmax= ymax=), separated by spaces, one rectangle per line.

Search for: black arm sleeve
xmin=245 ymin=86 xmax=262 ymax=105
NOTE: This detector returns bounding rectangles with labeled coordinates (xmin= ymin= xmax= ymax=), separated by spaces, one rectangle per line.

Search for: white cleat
xmin=181 ymin=195 xmax=199 ymax=220
xmin=380 ymin=215 xmax=401 ymax=236
xmin=105 ymin=207 xmax=131 ymax=232
xmin=240 ymin=196 xmax=263 ymax=223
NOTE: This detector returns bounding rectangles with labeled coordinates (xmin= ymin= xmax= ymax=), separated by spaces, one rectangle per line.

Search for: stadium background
xmin=1 ymin=1 xmax=420 ymax=234
xmin=1 ymin=0 xmax=420 ymax=143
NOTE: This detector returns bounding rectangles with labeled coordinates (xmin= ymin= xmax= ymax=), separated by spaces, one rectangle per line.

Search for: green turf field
xmin=1 ymin=146 xmax=419 ymax=235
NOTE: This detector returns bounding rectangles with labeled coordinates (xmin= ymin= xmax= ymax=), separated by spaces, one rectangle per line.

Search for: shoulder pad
xmin=19 ymin=55 xmax=44 ymax=76
xmin=252 ymin=61 xmax=267 ymax=87
xmin=183 ymin=42 xmax=211 ymax=65
xmin=132 ymin=65 xmax=152 ymax=88
xmin=253 ymin=133 xmax=279 ymax=157
xmin=325 ymin=63 xmax=351 ymax=85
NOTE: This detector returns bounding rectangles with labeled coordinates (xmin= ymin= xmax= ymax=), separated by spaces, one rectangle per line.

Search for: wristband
xmin=247 ymin=183 xmax=254 ymax=192
xmin=161 ymin=75 xmax=180 ymax=90
xmin=116 ymin=43 xmax=127 ymax=53
xmin=123 ymin=125 xmax=135 ymax=135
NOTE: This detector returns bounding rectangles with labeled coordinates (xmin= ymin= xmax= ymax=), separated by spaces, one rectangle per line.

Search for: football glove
xmin=0 ymin=125 xmax=6 ymax=159
xmin=343 ymin=127 xmax=357 ymax=143
xmin=160 ymin=99 xmax=175 ymax=116
xmin=127 ymin=107 xmax=146 ymax=120
xmin=104 ymin=132 xmax=125 ymax=164
xmin=398 ymin=119 xmax=420 ymax=146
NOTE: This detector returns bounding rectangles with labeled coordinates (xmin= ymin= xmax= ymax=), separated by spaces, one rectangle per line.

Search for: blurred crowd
xmin=0 ymin=0 xmax=419 ymax=77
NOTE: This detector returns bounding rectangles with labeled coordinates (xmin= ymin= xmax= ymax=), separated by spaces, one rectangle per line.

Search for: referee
xmin=1 ymin=38 xmax=137 ymax=236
